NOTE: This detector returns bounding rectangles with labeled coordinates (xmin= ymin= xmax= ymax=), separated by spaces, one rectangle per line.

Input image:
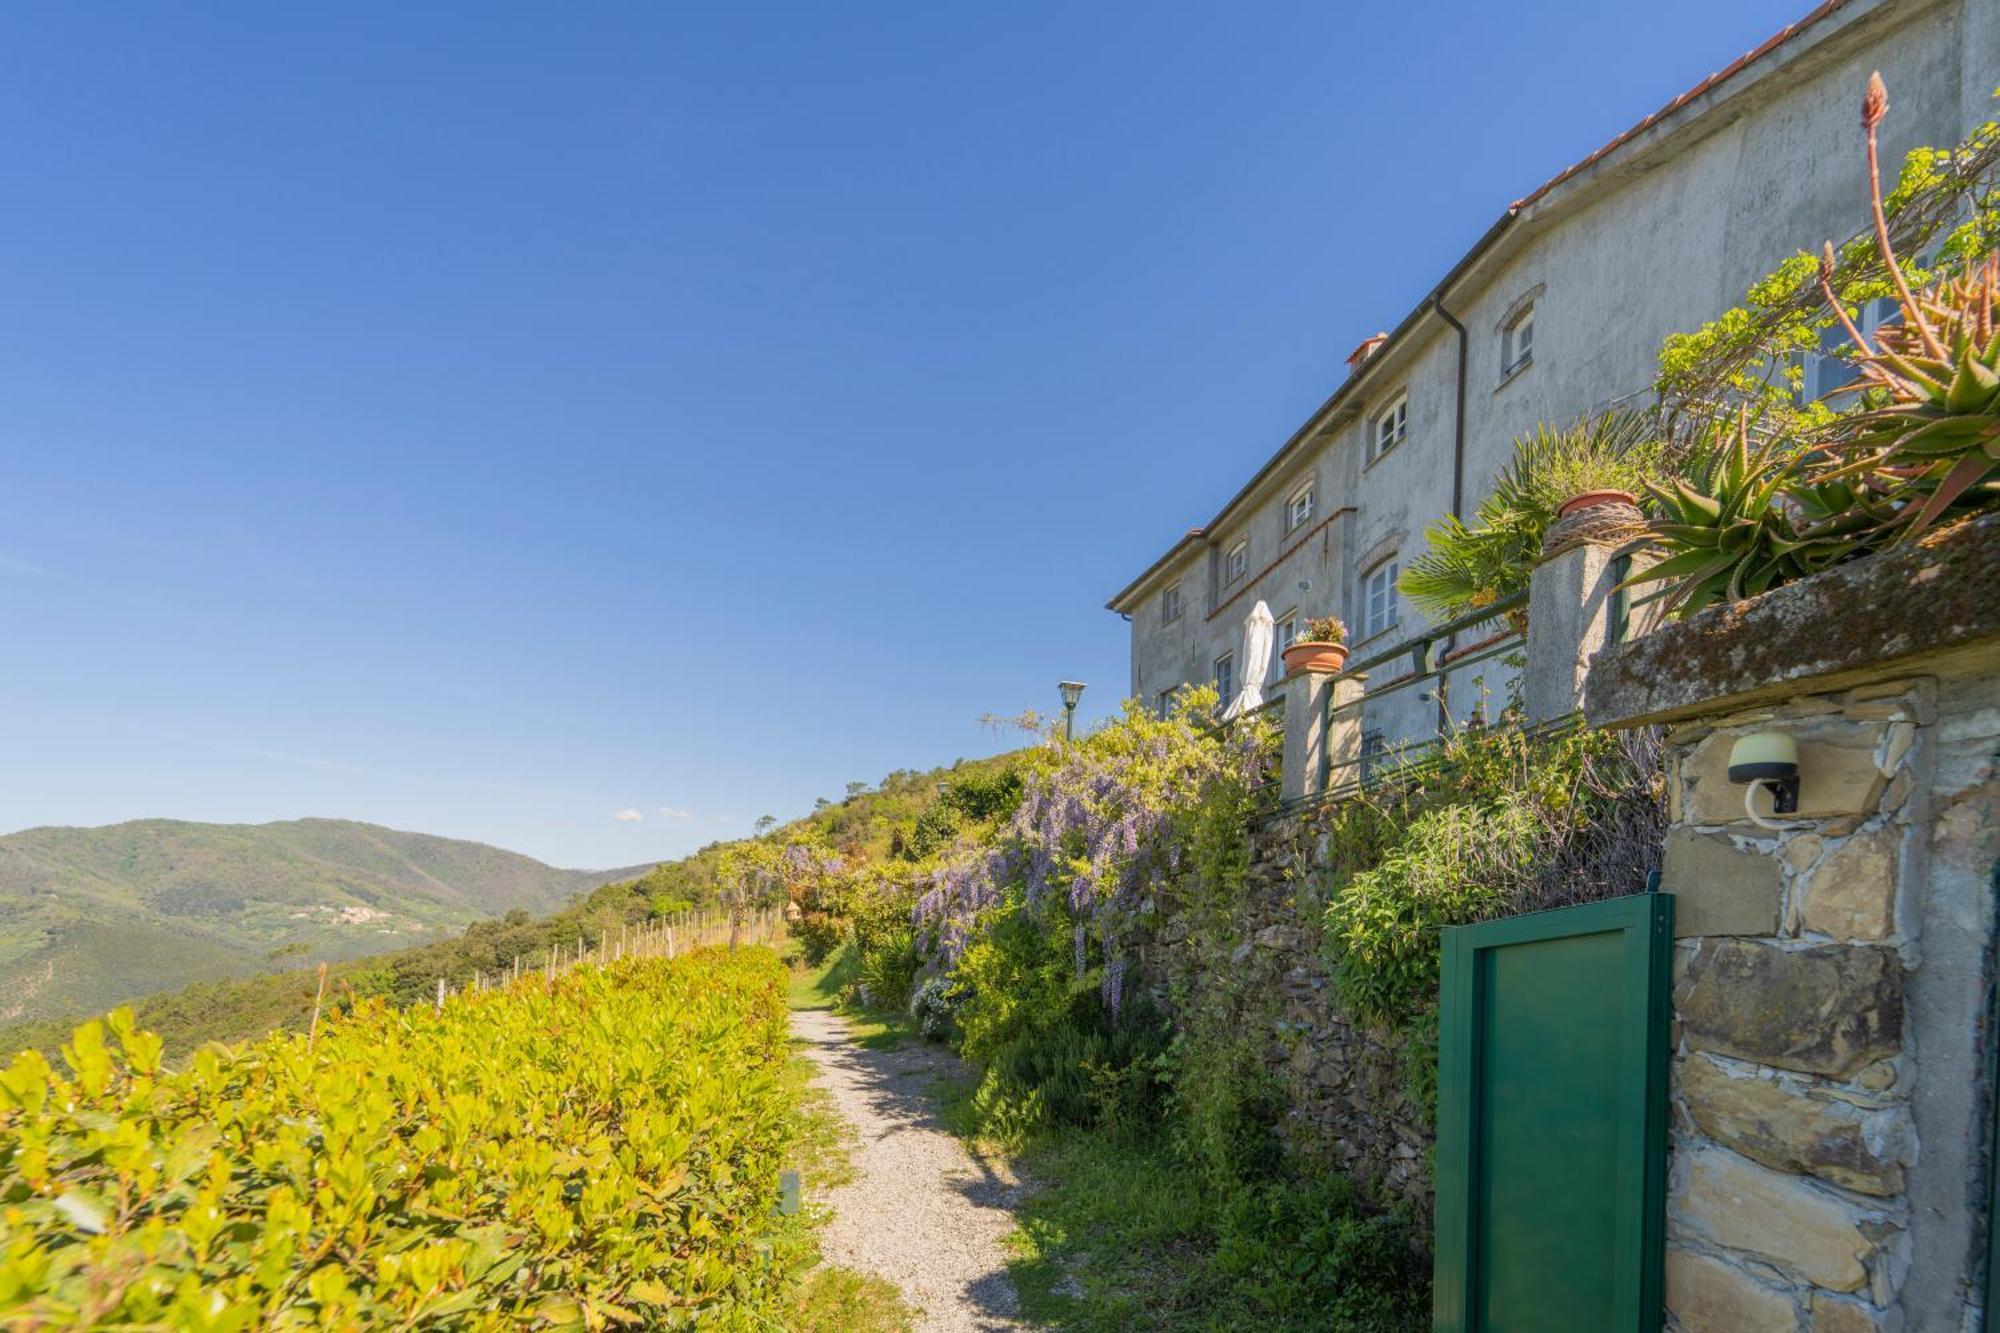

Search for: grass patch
xmin=788 ymin=1266 xmax=916 ymax=1333
xmin=784 ymin=1053 xmax=858 ymax=1194
xmin=992 ymin=1131 xmax=1428 ymax=1333
xmin=785 ymin=939 xmax=912 ymax=1049
xmin=786 ymin=938 xmax=858 ymax=1012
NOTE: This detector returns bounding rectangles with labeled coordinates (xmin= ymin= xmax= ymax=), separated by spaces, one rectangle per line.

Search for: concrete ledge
xmin=1585 ymin=512 xmax=2000 ymax=729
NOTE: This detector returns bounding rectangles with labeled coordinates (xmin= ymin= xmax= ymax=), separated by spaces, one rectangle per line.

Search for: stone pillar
xmin=1583 ymin=512 xmax=2000 ymax=1333
xmin=1281 ymin=669 xmax=1333 ymax=804
xmin=1524 ymin=532 xmax=1633 ymax=726
xmin=1280 ymin=670 xmax=1368 ymax=803
xmin=1324 ymin=673 xmax=1367 ymax=796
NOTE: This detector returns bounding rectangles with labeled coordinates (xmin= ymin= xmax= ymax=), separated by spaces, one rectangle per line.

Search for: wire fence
xmin=423 ymin=908 xmax=785 ymax=1011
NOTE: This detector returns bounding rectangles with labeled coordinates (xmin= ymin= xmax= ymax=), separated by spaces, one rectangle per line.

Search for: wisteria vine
xmin=914 ymin=700 xmax=1271 ymax=1021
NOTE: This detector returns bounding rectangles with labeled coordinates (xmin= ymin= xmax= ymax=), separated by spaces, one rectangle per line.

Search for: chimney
xmin=1346 ymin=332 xmax=1389 ymax=374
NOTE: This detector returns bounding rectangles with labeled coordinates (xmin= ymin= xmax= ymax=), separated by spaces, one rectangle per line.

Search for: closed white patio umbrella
xmin=1220 ymin=600 xmax=1275 ymax=721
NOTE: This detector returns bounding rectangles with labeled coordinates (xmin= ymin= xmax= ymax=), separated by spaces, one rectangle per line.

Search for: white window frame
xmin=1223 ymin=539 xmax=1248 ymax=586
xmin=1362 ymin=557 xmax=1401 ymax=641
xmin=1272 ymin=610 xmax=1299 ymax=683
xmin=1799 ymin=296 xmax=1899 ymax=403
xmin=1285 ymin=482 xmax=1315 ymax=533
xmin=1160 ymin=580 xmax=1183 ymax=625
xmin=1370 ymin=393 xmax=1408 ymax=463
xmin=1503 ymin=306 xmax=1535 ymax=377
xmin=1214 ymin=651 xmax=1235 ymax=703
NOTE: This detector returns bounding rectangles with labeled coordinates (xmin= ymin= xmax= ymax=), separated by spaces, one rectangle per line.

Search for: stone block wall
xmin=1586 ymin=514 xmax=2000 ymax=1332
xmin=1139 ymin=807 xmax=1436 ymax=1215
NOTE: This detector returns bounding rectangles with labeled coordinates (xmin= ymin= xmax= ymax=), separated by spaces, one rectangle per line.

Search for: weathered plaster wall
xmin=1120 ymin=0 xmax=1997 ymax=748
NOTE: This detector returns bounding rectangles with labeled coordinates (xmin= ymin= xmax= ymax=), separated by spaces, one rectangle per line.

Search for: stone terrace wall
xmin=1139 ymin=807 xmax=1435 ymax=1216
xmin=1586 ymin=513 xmax=2000 ymax=1333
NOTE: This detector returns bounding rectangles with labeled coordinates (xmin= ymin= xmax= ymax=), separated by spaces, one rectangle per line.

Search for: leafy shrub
xmin=1212 ymin=1173 xmax=1428 ymax=1330
xmin=0 ymin=948 xmax=805 ymax=1328
xmin=857 ymin=932 xmax=919 ymax=1010
xmin=903 ymin=803 xmax=963 ymax=861
xmin=1165 ymin=1002 xmax=1289 ymax=1192
xmin=852 ymin=884 xmax=918 ymax=961
xmin=907 ymin=977 xmax=962 ymax=1043
xmin=794 ymin=910 xmax=847 ymax=966
xmin=938 ymin=768 xmax=1025 ymax=822
xmin=1322 ymin=798 xmax=1539 ymax=1026
xmin=950 ymin=893 xmax=1081 ymax=1069
xmin=964 ymin=1002 xmax=1169 ymax=1144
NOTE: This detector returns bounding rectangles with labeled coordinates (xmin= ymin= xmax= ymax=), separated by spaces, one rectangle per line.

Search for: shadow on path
xmin=793 ymin=1008 xmax=1032 ymax=1333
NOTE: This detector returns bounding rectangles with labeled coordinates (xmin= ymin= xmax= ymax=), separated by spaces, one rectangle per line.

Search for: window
xmin=1503 ymin=306 xmax=1535 ymax=377
xmin=1160 ymin=580 xmax=1183 ymax=625
xmin=1223 ymin=539 xmax=1248 ymax=586
xmin=1360 ymin=729 xmax=1388 ymax=784
xmin=1362 ymin=557 xmax=1400 ymax=640
xmin=1156 ymin=687 xmax=1180 ymax=716
xmin=1214 ymin=652 xmax=1235 ymax=704
xmin=1799 ymin=297 xmax=1899 ymax=403
xmin=1370 ymin=393 xmax=1408 ymax=463
xmin=1285 ymin=482 xmax=1315 ymax=533
xmin=1272 ymin=611 xmax=1299 ymax=683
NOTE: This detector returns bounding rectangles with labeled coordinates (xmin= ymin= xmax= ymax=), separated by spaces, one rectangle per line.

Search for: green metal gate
xmin=1434 ymin=893 xmax=1674 ymax=1332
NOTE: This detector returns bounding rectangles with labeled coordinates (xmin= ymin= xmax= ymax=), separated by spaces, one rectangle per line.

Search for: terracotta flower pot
xmin=1556 ymin=489 xmax=1639 ymax=519
xmin=1282 ymin=641 xmax=1349 ymax=676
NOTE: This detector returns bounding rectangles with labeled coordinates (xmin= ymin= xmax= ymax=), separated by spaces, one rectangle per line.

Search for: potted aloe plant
xmin=1282 ymin=615 xmax=1349 ymax=676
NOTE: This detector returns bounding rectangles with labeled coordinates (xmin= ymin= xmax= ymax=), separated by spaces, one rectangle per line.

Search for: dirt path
xmin=792 ymin=1008 xmax=1030 ymax=1332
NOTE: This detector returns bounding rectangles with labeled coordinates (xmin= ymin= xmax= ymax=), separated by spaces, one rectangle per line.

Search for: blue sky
xmin=1 ymin=1 xmax=1813 ymax=868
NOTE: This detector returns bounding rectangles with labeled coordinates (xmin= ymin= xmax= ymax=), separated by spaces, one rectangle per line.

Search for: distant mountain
xmin=0 ymin=818 xmax=651 ymax=1026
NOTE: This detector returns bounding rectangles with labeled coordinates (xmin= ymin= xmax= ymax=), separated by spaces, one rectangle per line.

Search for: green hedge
xmin=0 ymin=947 xmax=801 ymax=1329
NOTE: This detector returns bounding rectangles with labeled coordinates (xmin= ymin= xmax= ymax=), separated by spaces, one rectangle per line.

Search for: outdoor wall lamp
xmin=1058 ymin=681 xmax=1086 ymax=742
xmin=1729 ymin=732 xmax=1800 ymax=830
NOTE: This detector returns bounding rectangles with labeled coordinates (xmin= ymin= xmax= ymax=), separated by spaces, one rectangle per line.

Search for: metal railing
xmin=1265 ymin=592 xmax=1531 ymax=819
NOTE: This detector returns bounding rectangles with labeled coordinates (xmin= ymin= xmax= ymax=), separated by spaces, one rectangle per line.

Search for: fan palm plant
xmin=1400 ymin=412 xmax=1660 ymax=624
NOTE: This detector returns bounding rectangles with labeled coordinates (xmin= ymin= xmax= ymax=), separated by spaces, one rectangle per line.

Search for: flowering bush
xmin=913 ymin=689 xmax=1272 ymax=1021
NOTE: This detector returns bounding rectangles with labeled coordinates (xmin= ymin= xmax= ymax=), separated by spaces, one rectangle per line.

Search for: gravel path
xmin=793 ymin=1008 xmax=1030 ymax=1332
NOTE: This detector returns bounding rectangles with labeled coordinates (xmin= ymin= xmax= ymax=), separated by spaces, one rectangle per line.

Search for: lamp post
xmin=1058 ymin=681 xmax=1086 ymax=742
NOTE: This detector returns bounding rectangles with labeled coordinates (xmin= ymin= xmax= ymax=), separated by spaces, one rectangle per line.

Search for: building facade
xmin=1106 ymin=0 xmax=2000 ymax=748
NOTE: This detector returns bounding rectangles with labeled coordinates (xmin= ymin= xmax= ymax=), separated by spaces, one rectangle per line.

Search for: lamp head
xmin=1727 ymin=732 xmax=1799 ymax=784
xmin=1058 ymin=681 xmax=1086 ymax=710
xmin=1729 ymin=732 xmax=1800 ymax=818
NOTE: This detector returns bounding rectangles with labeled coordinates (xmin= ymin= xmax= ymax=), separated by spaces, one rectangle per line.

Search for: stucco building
xmin=1106 ymin=0 xmax=2000 ymax=750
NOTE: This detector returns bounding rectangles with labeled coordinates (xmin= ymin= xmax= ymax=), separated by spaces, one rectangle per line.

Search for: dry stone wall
xmin=1138 ymin=810 xmax=1436 ymax=1216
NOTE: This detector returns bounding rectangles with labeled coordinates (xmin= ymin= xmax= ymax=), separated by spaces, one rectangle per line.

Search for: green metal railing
xmin=1249 ymin=592 xmax=1542 ymax=822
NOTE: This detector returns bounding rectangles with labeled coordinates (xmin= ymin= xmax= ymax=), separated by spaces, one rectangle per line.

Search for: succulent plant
xmin=1810 ymin=73 xmax=2000 ymax=541
xmin=1301 ymin=615 xmax=1348 ymax=645
xmin=1626 ymin=414 xmax=1881 ymax=615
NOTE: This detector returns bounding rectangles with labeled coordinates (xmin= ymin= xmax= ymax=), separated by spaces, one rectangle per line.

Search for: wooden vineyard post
xmin=307 ymin=962 xmax=329 ymax=1055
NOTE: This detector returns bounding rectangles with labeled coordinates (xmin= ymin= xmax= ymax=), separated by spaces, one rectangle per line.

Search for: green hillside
xmin=0 ymin=752 xmax=1022 ymax=1060
xmin=0 ymin=817 xmax=651 ymax=1027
